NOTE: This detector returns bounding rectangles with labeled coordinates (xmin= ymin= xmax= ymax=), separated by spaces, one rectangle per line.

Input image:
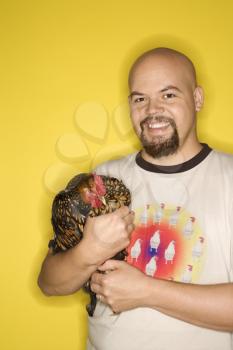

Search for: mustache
xmin=140 ymin=115 xmax=176 ymax=130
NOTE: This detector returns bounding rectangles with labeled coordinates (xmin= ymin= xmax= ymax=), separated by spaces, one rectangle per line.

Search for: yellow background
xmin=1 ymin=1 xmax=233 ymax=349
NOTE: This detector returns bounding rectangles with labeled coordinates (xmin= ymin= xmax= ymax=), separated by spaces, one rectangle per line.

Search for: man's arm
xmin=38 ymin=242 xmax=98 ymax=296
xmin=38 ymin=207 xmax=134 ymax=296
xmin=91 ymin=260 xmax=233 ymax=332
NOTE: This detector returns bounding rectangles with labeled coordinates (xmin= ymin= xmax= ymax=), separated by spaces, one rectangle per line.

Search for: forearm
xmin=38 ymin=208 xmax=134 ymax=297
xmin=146 ymin=278 xmax=233 ymax=332
xmin=38 ymin=240 xmax=98 ymax=296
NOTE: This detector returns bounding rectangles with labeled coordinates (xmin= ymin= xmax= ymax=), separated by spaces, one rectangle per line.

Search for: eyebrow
xmin=128 ymin=85 xmax=182 ymax=98
xmin=160 ymin=85 xmax=182 ymax=93
xmin=128 ymin=91 xmax=145 ymax=98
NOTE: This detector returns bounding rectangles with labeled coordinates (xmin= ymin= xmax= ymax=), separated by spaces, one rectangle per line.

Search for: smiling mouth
xmin=140 ymin=115 xmax=173 ymax=131
xmin=147 ymin=121 xmax=170 ymax=129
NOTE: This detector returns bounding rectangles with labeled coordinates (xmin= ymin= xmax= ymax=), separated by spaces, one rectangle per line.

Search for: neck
xmin=141 ymin=140 xmax=203 ymax=166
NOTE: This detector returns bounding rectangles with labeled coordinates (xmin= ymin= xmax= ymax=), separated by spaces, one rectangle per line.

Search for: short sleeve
xmin=230 ymin=198 xmax=233 ymax=282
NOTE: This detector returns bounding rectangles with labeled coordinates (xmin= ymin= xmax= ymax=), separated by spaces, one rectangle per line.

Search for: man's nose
xmin=146 ymin=98 xmax=164 ymax=115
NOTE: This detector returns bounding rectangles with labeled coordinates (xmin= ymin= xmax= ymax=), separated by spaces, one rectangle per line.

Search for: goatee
xmin=140 ymin=116 xmax=179 ymax=159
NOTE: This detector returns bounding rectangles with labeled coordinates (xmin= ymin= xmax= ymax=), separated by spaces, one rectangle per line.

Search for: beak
xmin=101 ymin=196 xmax=106 ymax=206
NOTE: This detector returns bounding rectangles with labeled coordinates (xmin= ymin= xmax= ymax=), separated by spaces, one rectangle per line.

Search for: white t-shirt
xmin=87 ymin=144 xmax=233 ymax=350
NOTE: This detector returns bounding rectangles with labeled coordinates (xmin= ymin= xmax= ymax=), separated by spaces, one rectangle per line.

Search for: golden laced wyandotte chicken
xmin=49 ymin=173 xmax=131 ymax=316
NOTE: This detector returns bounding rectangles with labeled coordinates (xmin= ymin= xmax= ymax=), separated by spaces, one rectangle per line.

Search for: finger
xmin=98 ymin=259 xmax=123 ymax=272
xmin=97 ymin=294 xmax=107 ymax=304
xmin=114 ymin=206 xmax=130 ymax=218
xmin=90 ymin=282 xmax=102 ymax=294
xmin=127 ymin=223 xmax=135 ymax=235
xmin=91 ymin=271 xmax=104 ymax=285
xmin=123 ymin=211 xmax=135 ymax=225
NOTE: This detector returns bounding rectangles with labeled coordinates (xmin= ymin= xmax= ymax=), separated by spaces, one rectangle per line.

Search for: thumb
xmin=114 ymin=205 xmax=130 ymax=217
xmin=98 ymin=259 xmax=123 ymax=272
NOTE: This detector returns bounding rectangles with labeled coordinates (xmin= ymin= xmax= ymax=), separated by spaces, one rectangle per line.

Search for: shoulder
xmin=207 ymin=149 xmax=233 ymax=188
xmin=210 ymin=149 xmax=233 ymax=172
xmin=93 ymin=152 xmax=137 ymax=179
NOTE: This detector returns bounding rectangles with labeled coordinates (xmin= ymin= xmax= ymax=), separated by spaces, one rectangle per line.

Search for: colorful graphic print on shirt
xmin=126 ymin=203 xmax=206 ymax=283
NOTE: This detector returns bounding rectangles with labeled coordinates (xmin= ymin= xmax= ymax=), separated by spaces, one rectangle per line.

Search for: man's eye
xmin=164 ymin=93 xmax=176 ymax=99
xmin=133 ymin=97 xmax=145 ymax=103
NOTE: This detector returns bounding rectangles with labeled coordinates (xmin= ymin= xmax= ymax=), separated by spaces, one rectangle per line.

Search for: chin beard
xmin=140 ymin=116 xmax=179 ymax=159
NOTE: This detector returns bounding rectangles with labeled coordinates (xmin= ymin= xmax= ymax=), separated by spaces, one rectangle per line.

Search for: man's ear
xmin=194 ymin=86 xmax=204 ymax=112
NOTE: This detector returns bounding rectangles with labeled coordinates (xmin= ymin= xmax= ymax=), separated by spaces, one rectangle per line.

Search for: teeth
xmin=148 ymin=122 xmax=170 ymax=129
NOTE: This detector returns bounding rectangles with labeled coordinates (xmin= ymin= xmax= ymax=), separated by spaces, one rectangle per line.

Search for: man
xmin=38 ymin=48 xmax=233 ymax=350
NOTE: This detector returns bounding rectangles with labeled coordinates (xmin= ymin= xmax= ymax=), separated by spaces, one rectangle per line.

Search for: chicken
xmin=145 ymin=256 xmax=158 ymax=277
xmin=192 ymin=236 xmax=204 ymax=260
xmin=169 ymin=206 xmax=181 ymax=227
xmin=181 ymin=264 xmax=193 ymax=283
xmin=154 ymin=203 xmax=165 ymax=224
xmin=130 ymin=238 xmax=142 ymax=262
xmin=164 ymin=240 xmax=175 ymax=264
xmin=140 ymin=204 xmax=150 ymax=224
xmin=183 ymin=216 xmax=195 ymax=239
xmin=50 ymin=172 xmax=131 ymax=316
xmin=149 ymin=230 xmax=160 ymax=252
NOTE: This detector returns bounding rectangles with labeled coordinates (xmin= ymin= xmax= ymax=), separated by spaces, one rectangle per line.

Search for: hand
xmin=90 ymin=260 xmax=150 ymax=313
xmin=82 ymin=206 xmax=135 ymax=266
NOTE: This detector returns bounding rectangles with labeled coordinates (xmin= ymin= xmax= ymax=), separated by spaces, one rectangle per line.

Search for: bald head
xmin=128 ymin=47 xmax=197 ymax=90
xmin=127 ymin=47 xmax=204 ymax=162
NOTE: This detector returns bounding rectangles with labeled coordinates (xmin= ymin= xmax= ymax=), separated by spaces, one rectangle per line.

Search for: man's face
xmin=128 ymin=55 xmax=202 ymax=159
